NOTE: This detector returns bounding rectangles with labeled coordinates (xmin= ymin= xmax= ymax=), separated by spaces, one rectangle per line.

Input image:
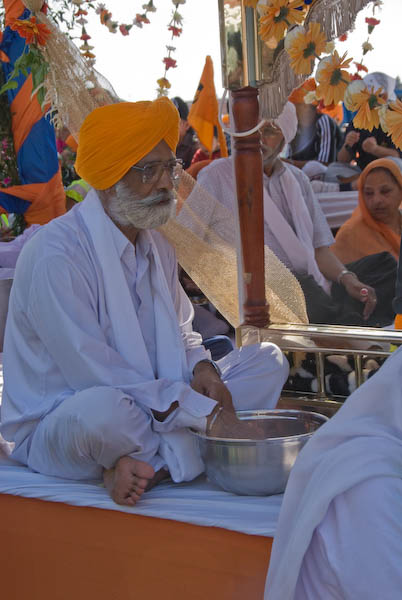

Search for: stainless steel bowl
xmin=191 ymin=409 xmax=328 ymax=496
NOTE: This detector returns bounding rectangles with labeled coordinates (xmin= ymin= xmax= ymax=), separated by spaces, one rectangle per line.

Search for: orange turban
xmin=75 ymin=97 xmax=179 ymax=190
xmin=288 ymin=78 xmax=317 ymax=105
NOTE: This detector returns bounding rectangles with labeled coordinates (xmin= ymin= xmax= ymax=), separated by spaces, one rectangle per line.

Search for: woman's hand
xmin=342 ymin=274 xmax=377 ymax=321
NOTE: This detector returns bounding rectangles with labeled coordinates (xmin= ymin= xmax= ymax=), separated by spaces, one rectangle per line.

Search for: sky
xmin=77 ymin=0 xmax=402 ymax=103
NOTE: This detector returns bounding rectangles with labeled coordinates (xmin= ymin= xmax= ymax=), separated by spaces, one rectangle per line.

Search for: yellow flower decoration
xmin=315 ymin=51 xmax=352 ymax=106
xmin=285 ymin=22 xmax=326 ymax=75
xmin=345 ymin=82 xmax=386 ymax=132
xmin=259 ymin=0 xmax=305 ymax=45
xmin=157 ymin=77 xmax=171 ymax=89
xmin=381 ymin=100 xmax=402 ymax=150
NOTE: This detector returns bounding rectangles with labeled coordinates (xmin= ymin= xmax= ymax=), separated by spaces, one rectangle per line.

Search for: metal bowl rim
xmin=191 ymin=409 xmax=328 ymax=443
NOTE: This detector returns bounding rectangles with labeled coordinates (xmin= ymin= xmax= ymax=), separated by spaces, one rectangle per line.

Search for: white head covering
xmin=273 ymin=101 xmax=298 ymax=144
xmin=265 ymin=347 xmax=402 ymax=599
xmin=301 ymin=160 xmax=328 ymax=181
xmin=363 ymin=72 xmax=396 ymax=101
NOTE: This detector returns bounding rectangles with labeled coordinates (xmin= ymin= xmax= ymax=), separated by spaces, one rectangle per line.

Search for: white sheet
xmin=316 ymin=191 xmax=358 ymax=230
xmin=0 ymin=453 xmax=281 ymax=537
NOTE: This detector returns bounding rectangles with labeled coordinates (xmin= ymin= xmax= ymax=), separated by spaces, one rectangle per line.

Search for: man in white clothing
xmin=198 ymin=102 xmax=379 ymax=326
xmin=0 ymin=98 xmax=288 ymax=506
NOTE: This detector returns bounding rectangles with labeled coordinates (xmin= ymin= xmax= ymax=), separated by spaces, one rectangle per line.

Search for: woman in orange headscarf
xmin=332 ymin=158 xmax=402 ymax=264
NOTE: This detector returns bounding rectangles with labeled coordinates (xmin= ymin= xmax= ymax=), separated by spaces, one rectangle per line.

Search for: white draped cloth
xmin=198 ymin=157 xmax=332 ymax=293
xmin=1 ymin=190 xmax=288 ymax=482
xmin=265 ymin=347 xmax=402 ymax=600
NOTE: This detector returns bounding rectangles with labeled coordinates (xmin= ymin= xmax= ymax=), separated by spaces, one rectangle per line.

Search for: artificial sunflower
xmin=10 ymin=16 xmax=51 ymax=46
xmin=259 ymin=0 xmax=305 ymax=45
xmin=315 ymin=50 xmax=352 ymax=106
xmin=382 ymin=100 xmax=402 ymax=150
xmin=345 ymin=83 xmax=386 ymax=132
xmin=285 ymin=22 xmax=326 ymax=75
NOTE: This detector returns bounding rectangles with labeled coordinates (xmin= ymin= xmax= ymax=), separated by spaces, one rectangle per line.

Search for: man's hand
xmin=361 ymin=136 xmax=379 ymax=155
xmin=344 ymin=130 xmax=360 ymax=148
xmin=191 ymin=361 xmax=234 ymax=411
xmin=342 ymin=274 xmax=377 ymax=321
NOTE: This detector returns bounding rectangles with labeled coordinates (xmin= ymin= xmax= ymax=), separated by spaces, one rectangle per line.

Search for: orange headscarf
xmin=288 ymin=78 xmax=317 ymax=105
xmin=332 ymin=158 xmax=402 ymax=263
xmin=75 ymin=97 xmax=179 ymax=190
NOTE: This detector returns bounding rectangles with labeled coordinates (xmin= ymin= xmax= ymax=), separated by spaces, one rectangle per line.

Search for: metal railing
xmin=239 ymin=323 xmax=402 ymax=414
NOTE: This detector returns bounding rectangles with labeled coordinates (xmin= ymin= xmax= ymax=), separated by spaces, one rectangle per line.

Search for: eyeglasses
xmin=131 ymin=158 xmax=184 ymax=184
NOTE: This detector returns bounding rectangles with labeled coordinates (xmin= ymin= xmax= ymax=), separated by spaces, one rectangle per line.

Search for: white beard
xmin=107 ymin=181 xmax=177 ymax=229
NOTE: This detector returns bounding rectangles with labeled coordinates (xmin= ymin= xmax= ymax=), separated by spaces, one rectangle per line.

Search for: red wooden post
xmin=231 ymin=86 xmax=270 ymax=328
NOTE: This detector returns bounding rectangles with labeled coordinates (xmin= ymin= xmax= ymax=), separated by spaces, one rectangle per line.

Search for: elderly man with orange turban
xmin=0 ymin=98 xmax=289 ymax=506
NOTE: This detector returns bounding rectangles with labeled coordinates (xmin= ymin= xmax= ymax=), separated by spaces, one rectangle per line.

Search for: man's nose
xmin=158 ymin=166 xmax=174 ymax=190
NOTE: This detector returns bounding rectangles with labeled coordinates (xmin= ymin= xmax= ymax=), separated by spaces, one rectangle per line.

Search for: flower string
xmin=156 ymin=1 xmax=187 ymax=97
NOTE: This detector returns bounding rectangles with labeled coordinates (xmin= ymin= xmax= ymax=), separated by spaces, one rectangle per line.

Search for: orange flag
xmin=188 ymin=56 xmax=228 ymax=158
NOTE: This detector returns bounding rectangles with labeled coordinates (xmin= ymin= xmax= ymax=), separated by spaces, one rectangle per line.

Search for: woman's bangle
xmin=337 ymin=269 xmax=357 ymax=285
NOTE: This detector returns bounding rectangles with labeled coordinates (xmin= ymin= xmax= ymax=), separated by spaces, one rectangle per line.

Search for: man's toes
xmin=133 ymin=460 xmax=155 ymax=481
xmin=133 ymin=476 xmax=151 ymax=491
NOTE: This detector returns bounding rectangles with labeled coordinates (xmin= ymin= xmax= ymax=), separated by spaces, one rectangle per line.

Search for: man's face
xmin=260 ymin=122 xmax=285 ymax=166
xmin=107 ymin=140 xmax=178 ymax=230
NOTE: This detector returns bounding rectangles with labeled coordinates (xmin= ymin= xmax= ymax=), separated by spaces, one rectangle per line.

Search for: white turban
xmin=363 ymin=72 xmax=396 ymax=101
xmin=273 ymin=101 xmax=298 ymax=144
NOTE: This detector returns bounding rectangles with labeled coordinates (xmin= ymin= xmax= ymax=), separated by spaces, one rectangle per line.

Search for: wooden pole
xmin=231 ymin=86 xmax=270 ymax=328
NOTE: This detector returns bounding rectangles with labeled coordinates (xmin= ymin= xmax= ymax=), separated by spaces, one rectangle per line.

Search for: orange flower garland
xmin=10 ymin=16 xmax=51 ymax=46
xmin=285 ymin=22 xmax=326 ymax=75
xmin=380 ymin=100 xmax=402 ymax=150
xmin=259 ymin=0 xmax=305 ymax=45
xmin=315 ymin=51 xmax=352 ymax=106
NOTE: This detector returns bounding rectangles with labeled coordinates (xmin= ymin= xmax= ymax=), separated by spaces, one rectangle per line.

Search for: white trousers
xmin=27 ymin=343 xmax=288 ymax=481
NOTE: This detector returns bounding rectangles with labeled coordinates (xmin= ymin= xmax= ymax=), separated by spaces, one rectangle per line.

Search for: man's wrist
xmin=193 ymin=359 xmax=222 ymax=379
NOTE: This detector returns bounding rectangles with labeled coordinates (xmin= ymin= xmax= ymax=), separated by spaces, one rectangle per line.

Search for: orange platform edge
xmin=0 ymin=492 xmax=273 ymax=600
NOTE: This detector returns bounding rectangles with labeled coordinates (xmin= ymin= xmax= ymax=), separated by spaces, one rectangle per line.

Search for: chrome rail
xmin=239 ymin=323 xmax=402 ymax=408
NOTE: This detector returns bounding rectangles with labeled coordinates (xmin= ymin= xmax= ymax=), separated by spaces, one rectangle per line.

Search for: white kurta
xmin=265 ymin=346 xmax=402 ymax=600
xmin=1 ymin=190 xmax=288 ymax=481
xmin=197 ymin=157 xmax=333 ymax=290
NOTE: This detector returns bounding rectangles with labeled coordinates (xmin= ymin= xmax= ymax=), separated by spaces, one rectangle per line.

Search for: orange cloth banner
xmin=188 ymin=56 xmax=228 ymax=159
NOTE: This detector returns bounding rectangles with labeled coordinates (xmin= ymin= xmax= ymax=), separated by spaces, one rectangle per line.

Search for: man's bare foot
xmin=146 ymin=468 xmax=170 ymax=492
xmin=208 ymin=408 xmax=266 ymax=440
xmin=103 ymin=456 xmax=155 ymax=506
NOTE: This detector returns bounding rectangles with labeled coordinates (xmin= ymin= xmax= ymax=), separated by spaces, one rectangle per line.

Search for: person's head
xmin=363 ymin=72 xmax=396 ymax=102
xmin=75 ymin=97 xmax=181 ymax=230
xmin=260 ymin=101 xmax=298 ymax=169
xmin=172 ymin=96 xmax=191 ymax=143
xmin=361 ymin=158 xmax=402 ymax=225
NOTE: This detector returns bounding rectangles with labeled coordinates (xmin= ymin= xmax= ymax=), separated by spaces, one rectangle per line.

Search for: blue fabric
xmin=0 ymin=190 xmax=30 ymax=213
xmin=17 ymin=119 xmax=59 ymax=184
xmin=203 ymin=335 xmax=234 ymax=361
xmin=0 ymin=9 xmax=31 ymax=102
xmin=0 ymin=7 xmax=59 ymax=215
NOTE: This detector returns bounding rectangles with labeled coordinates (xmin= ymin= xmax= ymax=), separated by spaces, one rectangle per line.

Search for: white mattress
xmin=0 ymin=452 xmax=281 ymax=537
